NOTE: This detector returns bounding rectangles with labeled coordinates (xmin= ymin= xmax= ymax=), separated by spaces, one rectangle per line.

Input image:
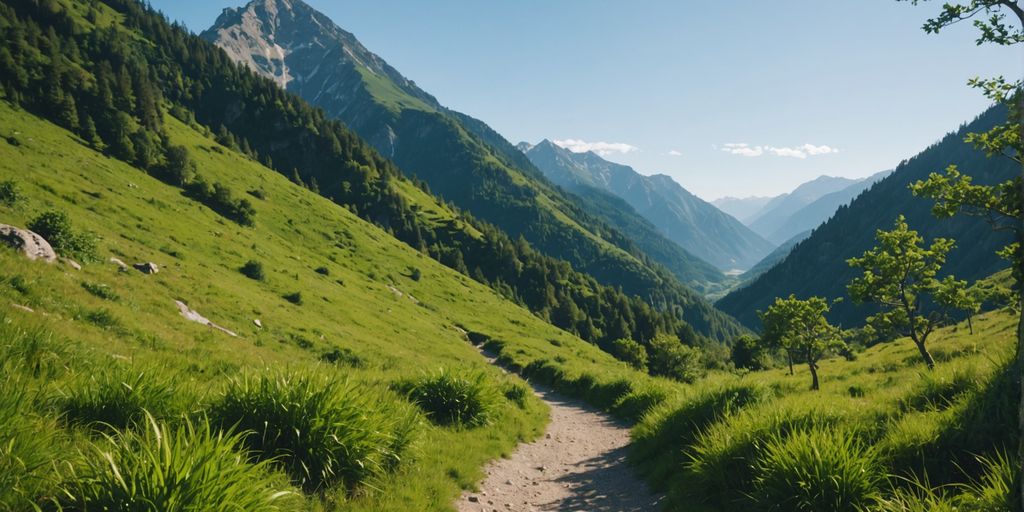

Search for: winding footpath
xmin=456 ymin=369 xmax=664 ymax=512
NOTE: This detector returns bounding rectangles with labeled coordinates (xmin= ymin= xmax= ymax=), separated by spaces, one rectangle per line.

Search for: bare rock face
xmin=134 ymin=262 xmax=159 ymax=274
xmin=109 ymin=257 xmax=129 ymax=272
xmin=0 ymin=224 xmax=57 ymax=263
xmin=174 ymin=300 xmax=238 ymax=337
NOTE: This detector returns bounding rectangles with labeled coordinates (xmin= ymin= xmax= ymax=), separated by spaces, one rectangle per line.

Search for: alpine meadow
xmin=0 ymin=0 xmax=1020 ymax=511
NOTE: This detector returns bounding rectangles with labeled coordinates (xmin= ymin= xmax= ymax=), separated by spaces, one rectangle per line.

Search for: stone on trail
xmin=0 ymin=224 xmax=56 ymax=262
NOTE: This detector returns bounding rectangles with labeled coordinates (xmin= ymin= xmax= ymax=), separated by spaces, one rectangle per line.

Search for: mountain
xmin=523 ymin=140 xmax=775 ymax=271
xmin=739 ymin=230 xmax=811 ymax=284
xmin=202 ymin=0 xmax=743 ymax=339
xmin=745 ymin=175 xmax=863 ymax=241
xmin=711 ymin=195 xmax=776 ymax=223
xmin=717 ymin=106 xmax=1016 ymax=329
xmin=761 ymin=170 xmax=892 ymax=245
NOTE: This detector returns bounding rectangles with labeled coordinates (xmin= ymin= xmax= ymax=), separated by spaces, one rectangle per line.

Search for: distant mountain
xmin=523 ymin=140 xmax=775 ymax=271
xmin=763 ymin=170 xmax=892 ymax=245
xmin=717 ymin=106 xmax=1016 ymax=329
xmin=203 ymin=0 xmax=746 ymax=340
xmin=745 ymin=175 xmax=863 ymax=241
xmin=739 ymin=230 xmax=811 ymax=284
xmin=711 ymin=196 xmax=777 ymax=224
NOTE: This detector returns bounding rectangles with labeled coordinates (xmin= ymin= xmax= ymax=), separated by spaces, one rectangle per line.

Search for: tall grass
xmin=61 ymin=366 xmax=185 ymax=431
xmin=61 ymin=413 xmax=303 ymax=511
xmin=0 ymin=312 xmax=69 ymax=378
xmin=751 ymin=427 xmax=882 ymax=511
xmin=0 ymin=377 xmax=63 ymax=510
xmin=402 ymin=368 xmax=497 ymax=428
xmin=210 ymin=370 xmax=414 ymax=492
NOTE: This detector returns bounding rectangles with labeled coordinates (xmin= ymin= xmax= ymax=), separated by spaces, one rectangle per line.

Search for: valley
xmin=0 ymin=0 xmax=1019 ymax=511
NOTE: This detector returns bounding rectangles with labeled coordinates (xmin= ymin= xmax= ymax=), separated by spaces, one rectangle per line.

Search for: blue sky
xmin=154 ymin=0 xmax=1021 ymax=200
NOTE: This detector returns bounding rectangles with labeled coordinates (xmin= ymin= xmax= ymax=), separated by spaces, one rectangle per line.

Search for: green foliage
xmin=282 ymin=291 xmax=303 ymax=305
xmin=752 ymin=427 xmax=882 ymax=511
xmin=403 ymin=368 xmax=497 ymax=428
xmin=27 ymin=209 xmax=97 ymax=261
xmin=184 ymin=177 xmax=256 ymax=226
xmin=0 ymin=311 xmax=68 ymax=378
xmin=848 ymin=216 xmax=963 ymax=368
xmin=0 ymin=178 xmax=23 ymax=206
xmin=61 ymin=366 xmax=184 ymax=431
xmin=759 ymin=295 xmax=844 ymax=390
xmin=240 ymin=259 xmax=265 ymax=281
xmin=731 ymin=334 xmax=769 ymax=371
xmin=647 ymin=334 xmax=703 ymax=382
xmin=0 ymin=377 xmax=63 ymax=510
xmin=314 ymin=266 xmax=330 ymax=276
xmin=608 ymin=338 xmax=648 ymax=371
xmin=211 ymin=371 xmax=409 ymax=492
xmin=81 ymin=281 xmax=119 ymax=301
xmin=62 ymin=413 xmax=302 ymax=511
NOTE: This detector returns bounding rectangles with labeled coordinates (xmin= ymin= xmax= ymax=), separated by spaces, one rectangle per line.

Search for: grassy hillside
xmin=0 ymin=100 xmax=632 ymax=509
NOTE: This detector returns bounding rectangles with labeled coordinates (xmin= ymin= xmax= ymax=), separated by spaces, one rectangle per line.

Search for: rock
xmin=10 ymin=303 xmax=34 ymax=313
xmin=253 ymin=318 xmax=263 ymax=328
xmin=468 ymin=496 xmax=479 ymax=503
xmin=0 ymin=224 xmax=56 ymax=263
xmin=133 ymin=262 xmax=159 ymax=274
xmin=174 ymin=300 xmax=238 ymax=337
xmin=62 ymin=258 xmax=82 ymax=270
xmin=109 ymin=257 xmax=129 ymax=271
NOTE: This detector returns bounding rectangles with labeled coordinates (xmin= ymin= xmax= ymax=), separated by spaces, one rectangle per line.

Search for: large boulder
xmin=0 ymin=224 xmax=56 ymax=263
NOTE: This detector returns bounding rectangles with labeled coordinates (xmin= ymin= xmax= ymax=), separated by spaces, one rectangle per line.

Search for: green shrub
xmin=0 ymin=378 xmax=63 ymax=510
xmin=27 ymin=210 xmax=98 ymax=261
xmin=0 ymin=179 xmax=23 ymax=206
xmin=210 ymin=371 xmax=409 ymax=492
xmin=648 ymin=334 xmax=703 ymax=383
xmin=404 ymin=368 xmax=497 ymax=428
xmin=752 ymin=427 xmax=882 ymax=511
xmin=61 ymin=367 xmax=183 ymax=431
xmin=283 ymin=291 xmax=303 ymax=305
xmin=81 ymin=281 xmax=119 ymax=301
xmin=82 ymin=308 xmax=122 ymax=331
xmin=240 ymin=259 xmax=266 ymax=281
xmin=609 ymin=338 xmax=648 ymax=371
xmin=184 ymin=177 xmax=256 ymax=226
xmin=319 ymin=346 xmax=364 ymax=368
xmin=503 ymin=382 xmax=530 ymax=408
xmin=62 ymin=414 xmax=302 ymax=511
xmin=315 ymin=266 xmax=330 ymax=276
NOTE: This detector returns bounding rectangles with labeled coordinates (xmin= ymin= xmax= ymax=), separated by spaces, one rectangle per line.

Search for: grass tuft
xmin=402 ymin=368 xmax=497 ymax=428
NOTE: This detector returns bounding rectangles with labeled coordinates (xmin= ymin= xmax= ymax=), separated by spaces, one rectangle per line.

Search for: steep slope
xmin=711 ymin=195 xmax=777 ymax=223
xmin=746 ymin=175 xmax=862 ymax=240
xmin=524 ymin=140 xmax=775 ymax=271
xmin=764 ymin=170 xmax=892 ymax=244
xmin=201 ymin=0 xmax=735 ymax=330
xmin=717 ymin=106 xmax=1016 ymax=329
xmin=739 ymin=230 xmax=811 ymax=284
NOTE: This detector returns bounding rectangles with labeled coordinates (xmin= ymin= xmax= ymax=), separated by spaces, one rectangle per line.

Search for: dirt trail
xmin=456 ymin=371 xmax=664 ymax=512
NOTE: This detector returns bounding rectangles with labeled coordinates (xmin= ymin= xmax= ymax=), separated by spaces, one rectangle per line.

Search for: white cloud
xmin=553 ymin=138 xmax=639 ymax=157
xmin=667 ymin=150 xmax=683 ymax=157
xmin=720 ymin=143 xmax=764 ymax=157
xmin=720 ymin=142 xmax=839 ymax=159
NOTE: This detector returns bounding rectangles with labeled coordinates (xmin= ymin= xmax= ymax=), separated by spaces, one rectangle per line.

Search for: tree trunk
xmin=1017 ymin=277 xmax=1023 ymax=510
xmin=808 ymin=361 xmax=819 ymax=391
xmin=967 ymin=314 xmax=973 ymax=335
xmin=786 ymin=350 xmax=794 ymax=376
xmin=915 ymin=340 xmax=936 ymax=370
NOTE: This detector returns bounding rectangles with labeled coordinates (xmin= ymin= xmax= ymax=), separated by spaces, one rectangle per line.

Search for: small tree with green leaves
xmin=647 ymin=334 xmax=703 ymax=383
xmin=759 ymin=295 xmax=844 ymax=390
xmin=933 ymin=276 xmax=982 ymax=334
xmin=847 ymin=216 xmax=970 ymax=369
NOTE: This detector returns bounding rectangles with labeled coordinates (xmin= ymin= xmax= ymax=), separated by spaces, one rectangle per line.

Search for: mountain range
xmin=201 ymin=0 xmax=751 ymax=338
xmin=522 ymin=140 xmax=775 ymax=271
xmin=717 ymin=105 xmax=1016 ymax=329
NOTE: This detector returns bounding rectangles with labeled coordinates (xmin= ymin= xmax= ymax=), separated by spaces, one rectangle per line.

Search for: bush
xmin=319 ymin=346 xmax=364 ymax=368
xmin=61 ymin=367 xmax=183 ymax=432
xmin=62 ymin=414 xmax=302 ymax=511
xmin=503 ymin=382 xmax=530 ymax=408
xmin=240 ymin=259 xmax=265 ymax=281
xmin=0 ymin=179 xmax=23 ymax=206
xmin=752 ymin=427 xmax=882 ymax=511
xmin=409 ymin=267 xmax=422 ymax=281
xmin=27 ymin=210 xmax=98 ymax=261
xmin=648 ymin=334 xmax=703 ymax=382
xmin=210 ymin=371 xmax=410 ymax=492
xmin=609 ymin=338 xmax=648 ymax=371
xmin=403 ymin=368 xmax=496 ymax=428
xmin=282 ymin=291 xmax=303 ymax=305
xmin=185 ymin=177 xmax=256 ymax=226
xmin=315 ymin=266 xmax=330 ymax=276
